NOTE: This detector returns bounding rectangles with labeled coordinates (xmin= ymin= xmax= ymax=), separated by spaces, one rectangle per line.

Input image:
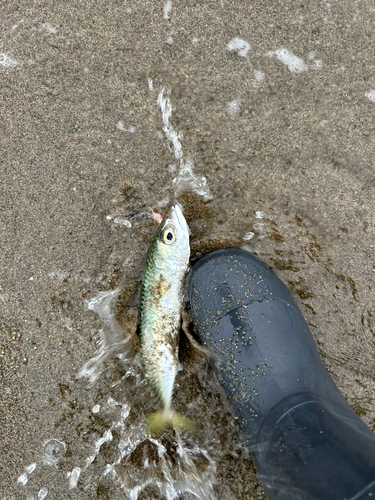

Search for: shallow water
xmin=1 ymin=1 xmax=375 ymax=499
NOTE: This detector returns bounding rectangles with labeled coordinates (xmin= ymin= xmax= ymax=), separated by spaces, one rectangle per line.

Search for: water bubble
xmin=116 ymin=121 xmax=135 ymax=133
xmin=38 ymin=488 xmax=48 ymax=500
xmin=227 ymin=38 xmax=251 ymax=58
xmin=25 ymin=463 xmax=37 ymax=474
xmin=113 ymin=217 xmax=131 ymax=227
xmin=243 ymin=232 xmax=255 ymax=241
xmin=267 ymin=48 xmax=306 ymax=73
xmin=92 ymin=404 xmax=100 ymax=414
xmin=17 ymin=473 xmax=28 ymax=485
xmin=68 ymin=467 xmax=81 ymax=489
xmin=227 ymin=100 xmax=240 ymax=118
xmin=163 ymin=0 xmax=173 ymax=19
xmin=43 ymin=439 xmax=66 ymax=466
xmin=0 ymin=53 xmax=18 ymax=68
xmin=365 ymin=90 xmax=375 ymax=103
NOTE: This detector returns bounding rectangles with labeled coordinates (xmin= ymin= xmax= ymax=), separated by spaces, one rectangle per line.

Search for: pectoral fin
xmin=181 ymin=303 xmax=223 ymax=368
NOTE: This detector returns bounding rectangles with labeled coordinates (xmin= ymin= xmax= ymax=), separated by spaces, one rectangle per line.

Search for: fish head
xmin=154 ymin=204 xmax=190 ymax=269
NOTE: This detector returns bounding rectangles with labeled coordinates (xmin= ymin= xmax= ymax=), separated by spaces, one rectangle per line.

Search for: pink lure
xmin=152 ymin=210 xmax=163 ymax=223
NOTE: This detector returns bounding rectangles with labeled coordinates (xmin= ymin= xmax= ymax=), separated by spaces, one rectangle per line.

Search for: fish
xmin=138 ymin=204 xmax=193 ymax=433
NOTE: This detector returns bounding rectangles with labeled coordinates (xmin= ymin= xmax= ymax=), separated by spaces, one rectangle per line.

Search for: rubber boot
xmin=186 ymin=248 xmax=375 ymax=500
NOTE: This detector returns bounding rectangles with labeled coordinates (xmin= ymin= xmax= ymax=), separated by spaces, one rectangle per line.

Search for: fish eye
xmin=162 ymin=227 xmax=176 ymax=245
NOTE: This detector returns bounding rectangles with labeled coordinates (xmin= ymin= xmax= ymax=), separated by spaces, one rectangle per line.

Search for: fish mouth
xmin=171 ymin=203 xmax=189 ymax=234
xmin=172 ymin=203 xmax=183 ymax=221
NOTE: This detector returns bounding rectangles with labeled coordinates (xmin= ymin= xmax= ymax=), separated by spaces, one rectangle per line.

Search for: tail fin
xmin=148 ymin=411 xmax=198 ymax=435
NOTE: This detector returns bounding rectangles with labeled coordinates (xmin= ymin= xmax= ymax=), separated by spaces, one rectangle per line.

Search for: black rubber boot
xmin=186 ymin=248 xmax=375 ymax=500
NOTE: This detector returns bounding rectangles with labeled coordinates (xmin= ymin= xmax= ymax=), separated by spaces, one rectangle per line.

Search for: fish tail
xmin=147 ymin=410 xmax=198 ymax=435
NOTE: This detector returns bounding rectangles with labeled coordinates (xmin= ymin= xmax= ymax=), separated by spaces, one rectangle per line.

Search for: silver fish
xmin=138 ymin=204 xmax=192 ymax=432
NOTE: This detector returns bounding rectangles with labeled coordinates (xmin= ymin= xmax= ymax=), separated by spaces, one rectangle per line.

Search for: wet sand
xmin=1 ymin=1 xmax=374 ymax=498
